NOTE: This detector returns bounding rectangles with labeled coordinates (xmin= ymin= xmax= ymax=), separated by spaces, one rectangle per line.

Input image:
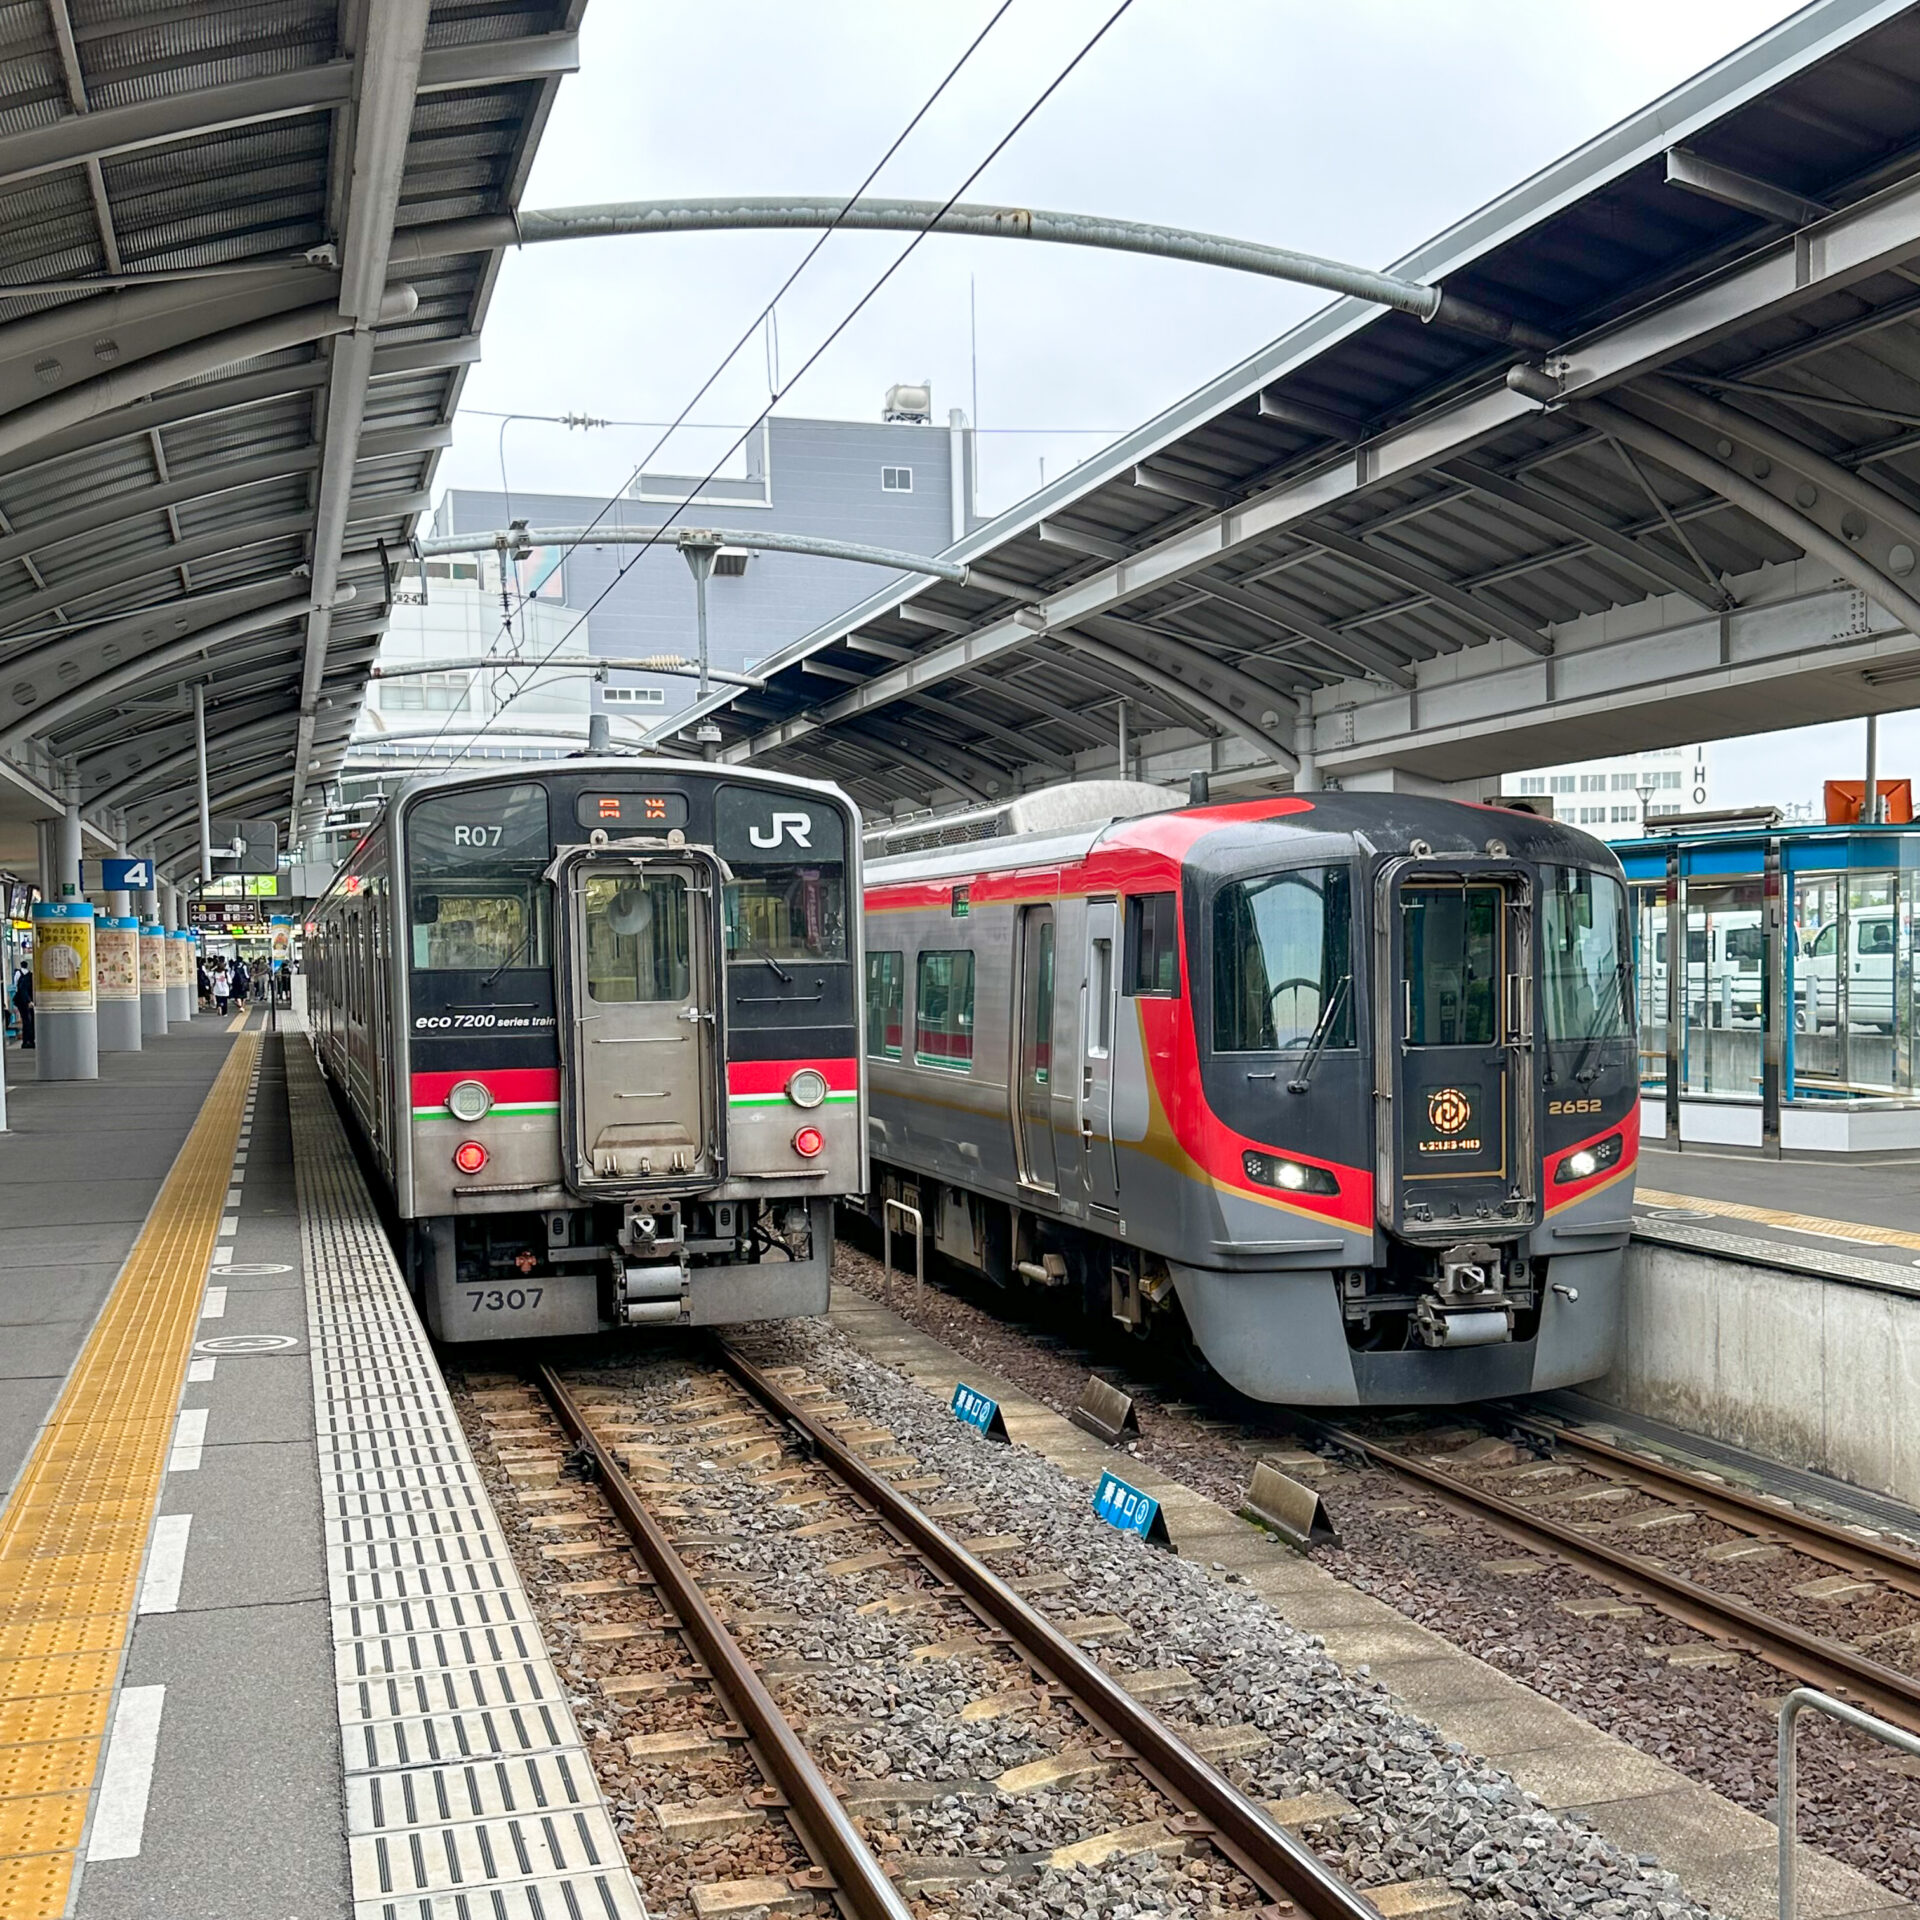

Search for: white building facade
xmin=1509 ymin=744 xmax=1710 ymax=838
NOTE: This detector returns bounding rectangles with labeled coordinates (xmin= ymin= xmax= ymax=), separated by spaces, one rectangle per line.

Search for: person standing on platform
xmin=213 ymin=959 xmax=230 ymax=1015
xmin=197 ymin=958 xmax=212 ymax=1010
xmin=11 ymin=955 xmax=33 ymax=1050
xmin=231 ymin=958 xmax=250 ymax=1010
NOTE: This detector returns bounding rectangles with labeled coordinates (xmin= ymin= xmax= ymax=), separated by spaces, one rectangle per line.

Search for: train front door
xmin=559 ymin=853 xmax=721 ymax=1191
xmin=1379 ymin=872 xmax=1536 ymax=1238
xmin=1080 ymin=897 xmax=1121 ymax=1215
xmin=1016 ymin=904 xmax=1058 ymax=1192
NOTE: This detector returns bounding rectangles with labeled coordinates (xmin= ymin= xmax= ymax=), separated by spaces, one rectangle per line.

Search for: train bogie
xmin=307 ymin=761 xmax=864 ymax=1341
xmin=861 ymin=784 xmax=1636 ymax=1406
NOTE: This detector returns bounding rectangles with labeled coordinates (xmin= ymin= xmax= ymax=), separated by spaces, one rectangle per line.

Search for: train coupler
xmin=619 ymin=1256 xmax=688 ymax=1326
xmin=1413 ymin=1241 xmax=1520 ymax=1349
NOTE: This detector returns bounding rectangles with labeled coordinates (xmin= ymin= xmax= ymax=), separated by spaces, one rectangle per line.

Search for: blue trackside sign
xmin=1092 ymin=1470 xmax=1173 ymax=1548
xmin=950 ymin=1381 xmax=1009 ymax=1442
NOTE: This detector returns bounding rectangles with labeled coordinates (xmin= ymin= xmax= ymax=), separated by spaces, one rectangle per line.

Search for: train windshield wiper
xmin=1561 ymin=961 xmax=1627 ymax=1087
xmin=1287 ymin=974 xmax=1351 ymax=1094
xmin=728 ymin=936 xmax=793 ymax=985
xmin=480 ymin=925 xmax=536 ymax=989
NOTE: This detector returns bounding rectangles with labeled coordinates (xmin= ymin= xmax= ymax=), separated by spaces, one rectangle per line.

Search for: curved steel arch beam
xmin=0 ymin=592 xmax=339 ymax=752
xmin=842 ymin=717 xmax=1016 ymax=798
xmin=838 ymin=724 xmax=990 ymax=806
xmin=124 ymin=739 xmax=307 ymax=835
xmin=87 ymin=710 xmax=301 ymax=812
xmin=391 ymin=201 xmax=1553 ymax=350
xmin=1078 ymin=613 xmax=1298 ymax=727
xmin=1053 ymin=627 xmax=1296 ymax=771
xmin=0 ymin=516 xmax=318 ymax=640
xmin=1635 ymin=374 xmax=1920 ymax=561
xmin=1569 ymin=397 xmax=1920 ymax=639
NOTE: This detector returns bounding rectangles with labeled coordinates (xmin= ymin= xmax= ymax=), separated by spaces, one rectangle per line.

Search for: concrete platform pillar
xmin=55 ymin=800 xmax=81 ymax=901
xmin=166 ymin=928 xmax=194 ymax=1023
xmin=96 ymin=914 xmax=141 ymax=1052
xmin=33 ymin=900 xmax=97 ymax=1079
xmin=140 ymin=921 xmax=169 ymax=1037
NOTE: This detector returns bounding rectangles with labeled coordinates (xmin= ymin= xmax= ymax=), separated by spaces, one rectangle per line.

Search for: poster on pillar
xmin=96 ymin=918 xmax=139 ymax=1003
xmin=166 ymin=932 xmax=193 ymax=989
xmin=32 ymin=903 xmax=93 ymax=1009
xmin=139 ymin=928 xmax=166 ymax=994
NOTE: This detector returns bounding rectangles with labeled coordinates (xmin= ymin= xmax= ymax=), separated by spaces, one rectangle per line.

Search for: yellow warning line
xmin=0 ymin=1033 xmax=256 ymax=1918
xmin=225 ymin=1010 xmax=247 ymax=1034
xmin=1638 ymin=1185 xmax=1920 ymax=1254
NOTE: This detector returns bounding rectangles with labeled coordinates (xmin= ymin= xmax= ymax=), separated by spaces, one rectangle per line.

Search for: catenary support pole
xmin=194 ymin=683 xmax=213 ymax=884
xmin=1866 ymin=713 xmax=1881 ymax=825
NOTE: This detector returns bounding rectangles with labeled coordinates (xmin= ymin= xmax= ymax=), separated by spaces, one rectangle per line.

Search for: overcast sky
xmin=436 ymin=0 xmax=1907 ymax=809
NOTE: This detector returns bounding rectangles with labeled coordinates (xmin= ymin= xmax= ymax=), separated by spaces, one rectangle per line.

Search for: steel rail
xmin=1495 ymin=1410 xmax=1920 ymax=1602
xmin=717 ymin=1341 xmax=1383 ymax=1920
xmin=535 ymin=1365 xmax=915 ymax=1920
xmin=1305 ymin=1419 xmax=1920 ymax=1735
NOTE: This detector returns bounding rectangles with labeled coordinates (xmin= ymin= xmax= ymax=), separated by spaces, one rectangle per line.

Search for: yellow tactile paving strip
xmin=0 ymin=1034 xmax=256 ymax=1918
xmin=1638 ymin=1184 xmax=1920 ymax=1254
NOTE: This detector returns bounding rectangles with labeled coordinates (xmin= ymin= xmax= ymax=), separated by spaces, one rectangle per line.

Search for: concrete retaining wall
xmin=1590 ymin=1237 xmax=1920 ymax=1508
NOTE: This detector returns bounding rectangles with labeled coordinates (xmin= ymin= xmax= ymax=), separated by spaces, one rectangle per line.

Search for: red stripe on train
xmin=411 ymin=1067 xmax=561 ymax=1106
xmin=725 ymin=1057 xmax=859 ymax=1096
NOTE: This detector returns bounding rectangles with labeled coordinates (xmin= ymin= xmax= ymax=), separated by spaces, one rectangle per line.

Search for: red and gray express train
xmin=307 ymin=761 xmax=863 ymax=1341
xmin=861 ymin=785 xmax=1636 ymax=1405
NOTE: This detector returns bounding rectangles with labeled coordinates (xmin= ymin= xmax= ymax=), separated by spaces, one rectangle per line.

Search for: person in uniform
xmin=10 ymin=956 xmax=33 ymax=1050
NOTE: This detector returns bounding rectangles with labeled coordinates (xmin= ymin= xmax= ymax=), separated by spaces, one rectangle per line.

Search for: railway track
xmin=533 ymin=1346 xmax=1382 ymax=1920
xmin=1297 ymin=1411 xmax=1920 ymax=1735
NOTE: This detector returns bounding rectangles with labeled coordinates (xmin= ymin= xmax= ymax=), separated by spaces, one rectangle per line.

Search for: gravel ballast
xmin=510 ymin=1303 xmax=1724 ymax=1920
xmin=831 ymin=1239 xmax=1920 ymax=1906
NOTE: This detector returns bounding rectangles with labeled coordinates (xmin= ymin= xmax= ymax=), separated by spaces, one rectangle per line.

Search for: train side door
xmin=1015 ymin=904 xmax=1059 ymax=1192
xmin=1080 ymin=897 xmax=1121 ymax=1215
xmin=1378 ymin=870 xmax=1536 ymax=1238
xmin=559 ymin=853 xmax=721 ymax=1191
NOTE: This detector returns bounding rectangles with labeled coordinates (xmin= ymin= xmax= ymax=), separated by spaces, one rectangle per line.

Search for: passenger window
xmin=1089 ymin=938 xmax=1113 ymax=1057
xmin=582 ymin=873 xmax=690 ymax=1002
xmin=866 ymin=951 xmax=904 ymax=1059
xmin=915 ymin=951 xmax=974 ymax=1071
xmin=1124 ymin=892 xmax=1179 ymax=997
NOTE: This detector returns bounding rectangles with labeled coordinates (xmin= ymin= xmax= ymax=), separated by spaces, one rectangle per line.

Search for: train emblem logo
xmin=1427 ymin=1087 xmax=1473 ymax=1135
xmin=749 ymin=811 xmax=813 ymax=849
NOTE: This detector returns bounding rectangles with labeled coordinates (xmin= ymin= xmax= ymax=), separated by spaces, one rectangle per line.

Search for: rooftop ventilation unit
xmin=864 ymin=778 xmax=1181 ymax=856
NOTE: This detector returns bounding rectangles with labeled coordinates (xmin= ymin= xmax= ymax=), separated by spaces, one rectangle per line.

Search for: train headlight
xmin=1242 ymin=1149 xmax=1338 ymax=1197
xmin=445 ymin=1078 xmax=492 ymax=1122
xmin=786 ymin=1068 xmax=828 ymax=1109
xmin=793 ymin=1125 xmax=825 ymax=1158
xmin=1553 ymin=1132 xmax=1622 ymax=1185
xmin=453 ymin=1140 xmax=489 ymax=1175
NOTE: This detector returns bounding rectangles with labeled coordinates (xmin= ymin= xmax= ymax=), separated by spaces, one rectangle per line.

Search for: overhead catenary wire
xmin=431 ymin=0 xmax=1142 ymax=779
xmin=395 ymin=0 xmax=1021 ymax=782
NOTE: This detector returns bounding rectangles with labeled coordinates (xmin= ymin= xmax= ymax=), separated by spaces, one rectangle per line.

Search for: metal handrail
xmin=1777 ymin=1688 xmax=1920 ymax=1920
xmin=880 ymin=1197 xmax=923 ymax=1307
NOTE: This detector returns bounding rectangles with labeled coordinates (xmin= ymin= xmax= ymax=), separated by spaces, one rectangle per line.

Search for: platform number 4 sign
xmin=1092 ymin=1469 xmax=1173 ymax=1549
xmin=949 ymin=1381 xmax=1009 ymax=1442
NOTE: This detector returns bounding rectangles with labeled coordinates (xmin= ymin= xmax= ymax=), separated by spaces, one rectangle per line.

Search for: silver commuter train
xmin=305 ymin=760 xmax=865 ymax=1341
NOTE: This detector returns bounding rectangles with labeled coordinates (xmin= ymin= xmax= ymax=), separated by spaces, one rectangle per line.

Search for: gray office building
xmin=425 ymin=396 xmax=978 ymax=731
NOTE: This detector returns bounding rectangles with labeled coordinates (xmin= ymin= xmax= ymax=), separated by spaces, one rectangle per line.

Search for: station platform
xmin=0 ymin=1018 xmax=641 ymax=1920
xmin=1638 ymin=1138 xmax=1920 ymax=1270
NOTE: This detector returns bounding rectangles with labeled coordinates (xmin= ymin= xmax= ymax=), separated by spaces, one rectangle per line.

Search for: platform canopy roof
xmin=0 ymin=0 xmax=581 ymax=881
xmin=667 ymin=0 xmax=1920 ymax=816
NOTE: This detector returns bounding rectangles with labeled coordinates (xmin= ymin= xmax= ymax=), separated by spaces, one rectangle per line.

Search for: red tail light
xmin=793 ymin=1125 xmax=824 ymax=1158
xmin=453 ymin=1140 xmax=489 ymax=1175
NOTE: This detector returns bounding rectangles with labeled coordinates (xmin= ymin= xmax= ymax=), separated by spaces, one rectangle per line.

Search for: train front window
xmin=1541 ymin=867 xmax=1630 ymax=1042
xmin=1402 ymin=885 xmax=1500 ymax=1046
xmin=583 ymin=874 xmax=690 ymax=1002
xmin=1212 ymin=866 xmax=1353 ymax=1051
xmin=406 ymin=783 xmax=551 ymax=972
xmin=724 ymin=868 xmax=847 ymax=962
